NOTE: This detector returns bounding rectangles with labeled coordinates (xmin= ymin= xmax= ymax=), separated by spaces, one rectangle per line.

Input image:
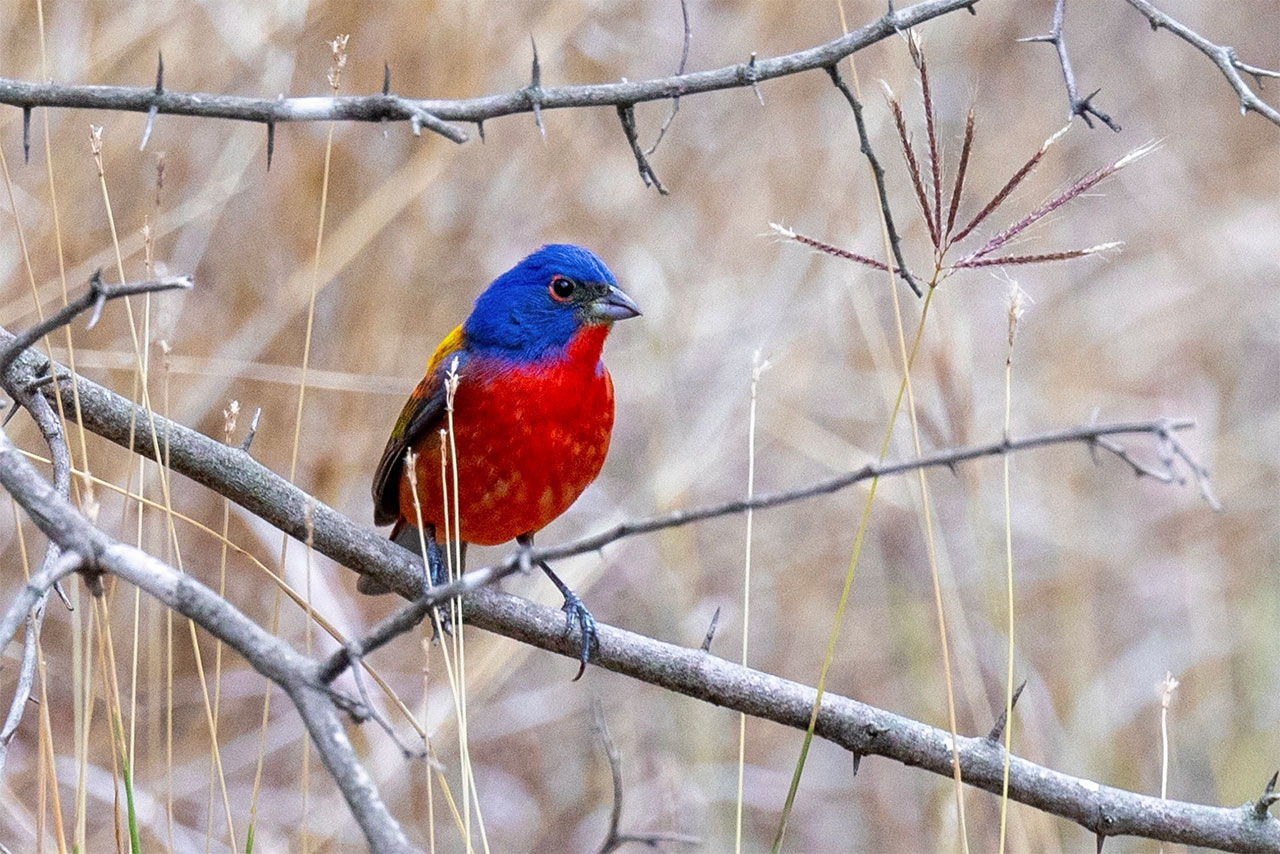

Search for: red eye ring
xmin=549 ymin=276 xmax=576 ymax=302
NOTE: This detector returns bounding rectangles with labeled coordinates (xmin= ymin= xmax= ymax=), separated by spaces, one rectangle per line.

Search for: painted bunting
xmin=372 ymin=244 xmax=640 ymax=677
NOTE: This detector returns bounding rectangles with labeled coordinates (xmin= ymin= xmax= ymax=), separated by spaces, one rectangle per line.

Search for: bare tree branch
xmin=0 ymin=428 xmax=414 ymax=854
xmin=9 ymin=333 xmax=1208 ymax=656
xmin=1019 ymin=0 xmax=1121 ymax=131
xmin=463 ymin=587 xmax=1280 ymax=854
xmin=1 ymin=335 xmax=1266 ymax=850
xmin=1124 ymin=0 xmax=1280 ymax=126
xmin=0 ymin=270 xmax=192 ymax=380
xmin=642 ymin=0 xmax=692 ymax=157
xmin=593 ymin=697 xmax=700 ymax=853
xmin=0 ymin=0 xmax=981 ymax=162
xmin=826 ymin=65 xmax=924 ymax=297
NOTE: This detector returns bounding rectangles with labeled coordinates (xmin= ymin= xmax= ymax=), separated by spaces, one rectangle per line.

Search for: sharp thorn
xmin=986 ymin=680 xmax=1027 ymax=741
xmin=700 ymin=606 xmax=721 ymax=652
xmin=53 ymin=581 xmax=72 ymax=610
xmin=2 ymin=400 xmax=20 ymax=427
xmin=476 ymin=120 xmax=485 ymax=142
xmin=266 ymin=121 xmax=275 ymax=170
xmin=22 ymin=107 xmax=31 ymax=164
xmin=383 ymin=61 xmax=391 ymax=95
xmin=529 ymin=35 xmax=541 ymax=88
xmin=140 ymin=107 xmax=158 ymax=151
xmin=851 ymin=753 xmax=863 ymax=777
xmin=1253 ymin=771 xmax=1280 ymax=818
xmin=86 ymin=293 xmax=107 ymax=330
xmin=154 ymin=51 xmax=164 ymax=94
xmin=1095 ymin=833 xmax=1105 ymax=854
xmin=240 ymin=407 xmax=262 ymax=452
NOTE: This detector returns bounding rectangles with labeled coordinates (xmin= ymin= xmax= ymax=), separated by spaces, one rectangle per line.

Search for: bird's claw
xmin=560 ymin=592 xmax=597 ymax=681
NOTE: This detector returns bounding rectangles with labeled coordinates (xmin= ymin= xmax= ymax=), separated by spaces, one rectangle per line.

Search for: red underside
xmin=398 ymin=325 xmax=615 ymax=545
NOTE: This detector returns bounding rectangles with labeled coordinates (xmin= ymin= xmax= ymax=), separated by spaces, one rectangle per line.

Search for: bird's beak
xmin=588 ymin=285 xmax=642 ymax=322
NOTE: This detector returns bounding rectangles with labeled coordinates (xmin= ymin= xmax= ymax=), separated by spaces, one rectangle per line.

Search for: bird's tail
xmin=354 ymin=519 xmax=415 ymax=596
xmin=358 ymin=521 xmax=458 ymax=595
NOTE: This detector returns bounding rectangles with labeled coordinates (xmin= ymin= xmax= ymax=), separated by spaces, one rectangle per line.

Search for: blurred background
xmin=0 ymin=0 xmax=1276 ymax=851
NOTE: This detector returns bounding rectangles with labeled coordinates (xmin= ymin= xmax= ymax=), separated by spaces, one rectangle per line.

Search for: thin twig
xmin=1124 ymin=0 xmax=1280 ymax=126
xmin=4 ymin=339 xmax=1268 ymax=849
xmin=594 ymin=698 xmax=700 ymax=853
xmin=1019 ymin=0 xmax=1121 ymax=131
xmin=827 ymin=67 xmax=923 ymax=296
xmin=617 ymin=105 xmax=668 ymax=194
xmin=0 ymin=0 xmax=982 ymax=149
xmin=0 ymin=270 xmax=192 ymax=380
xmin=311 ymin=414 xmax=1204 ymax=687
xmin=16 ymin=340 xmax=1208 ymax=611
xmin=643 ymin=0 xmax=692 ymax=157
xmin=0 ymin=429 xmax=413 ymax=854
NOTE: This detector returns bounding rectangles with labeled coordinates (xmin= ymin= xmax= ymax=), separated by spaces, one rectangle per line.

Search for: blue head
xmin=463 ymin=244 xmax=640 ymax=361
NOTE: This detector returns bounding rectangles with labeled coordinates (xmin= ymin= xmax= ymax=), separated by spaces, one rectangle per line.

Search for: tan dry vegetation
xmin=0 ymin=1 xmax=1276 ymax=851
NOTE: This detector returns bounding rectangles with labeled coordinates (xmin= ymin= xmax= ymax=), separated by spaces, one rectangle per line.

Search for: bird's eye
xmin=549 ymin=276 xmax=576 ymax=302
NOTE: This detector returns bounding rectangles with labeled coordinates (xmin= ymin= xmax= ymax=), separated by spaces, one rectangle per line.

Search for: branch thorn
xmin=1252 ymin=771 xmax=1279 ymax=819
xmin=21 ymin=107 xmax=31 ymax=164
xmin=986 ymin=679 xmax=1026 ymax=741
xmin=52 ymin=581 xmax=72 ymax=610
xmin=141 ymin=52 xmax=162 ymax=151
xmin=700 ymin=606 xmax=720 ymax=652
xmin=239 ymin=407 xmax=262 ymax=453
xmin=528 ymin=36 xmax=546 ymax=141
xmin=85 ymin=271 xmax=108 ymax=330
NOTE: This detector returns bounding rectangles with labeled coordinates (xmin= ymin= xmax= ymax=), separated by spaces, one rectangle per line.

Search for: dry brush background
xmin=0 ymin=0 xmax=1277 ymax=851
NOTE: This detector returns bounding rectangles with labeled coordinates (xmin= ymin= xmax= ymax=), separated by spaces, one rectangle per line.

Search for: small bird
xmin=372 ymin=244 xmax=640 ymax=678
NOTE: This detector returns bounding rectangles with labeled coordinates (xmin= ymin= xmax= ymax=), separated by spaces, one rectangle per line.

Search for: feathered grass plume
xmin=777 ymin=43 xmax=1156 ymax=289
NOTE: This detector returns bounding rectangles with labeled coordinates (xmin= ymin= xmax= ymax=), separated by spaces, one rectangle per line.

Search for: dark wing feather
xmin=372 ymin=325 xmax=468 ymax=526
xmin=372 ymin=375 xmax=448 ymax=526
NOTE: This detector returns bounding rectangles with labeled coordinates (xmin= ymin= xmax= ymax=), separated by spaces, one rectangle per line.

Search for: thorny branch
xmin=0 ymin=429 xmax=413 ymax=853
xmin=0 ymin=334 xmax=1262 ymax=850
xmin=0 ymin=271 xmax=189 ymax=772
xmin=593 ymin=698 xmax=700 ymax=853
xmin=1124 ymin=0 xmax=1280 ymax=127
xmin=0 ymin=270 xmax=192 ymax=379
xmin=642 ymin=0 xmax=692 ymax=157
xmin=1020 ymin=0 xmax=1121 ymax=131
xmin=0 ymin=0 xmax=982 ymax=187
xmin=826 ymin=64 xmax=923 ymax=297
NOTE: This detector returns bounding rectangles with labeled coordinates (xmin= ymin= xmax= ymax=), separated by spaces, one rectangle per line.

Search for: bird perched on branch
xmin=372 ymin=244 xmax=640 ymax=678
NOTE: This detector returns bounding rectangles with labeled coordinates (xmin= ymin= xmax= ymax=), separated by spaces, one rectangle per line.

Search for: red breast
xmin=398 ymin=325 xmax=615 ymax=545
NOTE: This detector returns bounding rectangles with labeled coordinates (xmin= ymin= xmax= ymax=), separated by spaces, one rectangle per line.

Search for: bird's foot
xmin=425 ymin=535 xmax=448 ymax=588
xmin=559 ymin=591 xmax=598 ymax=681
